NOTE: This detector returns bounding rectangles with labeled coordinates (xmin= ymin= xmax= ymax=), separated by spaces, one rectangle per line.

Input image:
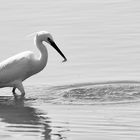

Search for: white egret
xmin=0 ymin=31 xmax=67 ymax=98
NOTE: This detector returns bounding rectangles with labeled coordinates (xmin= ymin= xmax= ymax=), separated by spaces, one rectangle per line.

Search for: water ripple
xmin=26 ymin=81 xmax=140 ymax=105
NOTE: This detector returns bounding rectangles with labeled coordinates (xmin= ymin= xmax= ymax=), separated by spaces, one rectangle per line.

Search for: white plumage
xmin=0 ymin=31 xmax=67 ymax=98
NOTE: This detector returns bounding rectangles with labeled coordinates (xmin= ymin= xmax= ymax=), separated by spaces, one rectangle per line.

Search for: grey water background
xmin=1 ymin=0 xmax=140 ymax=140
xmin=1 ymin=0 xmax=140 ymax=85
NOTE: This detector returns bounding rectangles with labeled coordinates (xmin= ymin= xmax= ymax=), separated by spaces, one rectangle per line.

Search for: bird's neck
xmin=36 ymin=40 xmax=48 ymax=72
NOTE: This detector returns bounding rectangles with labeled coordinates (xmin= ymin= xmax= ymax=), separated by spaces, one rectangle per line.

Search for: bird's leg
xmin=12 ymin=87 xmax=16 ymax=96
xmin=12 ymin=87 xmax=19 ymax=99
xmin=13 ymin=81 xmax=25 ymax=98
xmin=16 ymin=82 xmax=25 ymax=98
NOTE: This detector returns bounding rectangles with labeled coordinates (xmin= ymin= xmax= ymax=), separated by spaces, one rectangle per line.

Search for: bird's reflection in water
xmin=0 ymin=96 xmax=52 ymax=140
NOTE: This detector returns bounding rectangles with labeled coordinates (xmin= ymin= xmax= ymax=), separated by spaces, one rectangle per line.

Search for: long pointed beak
xmin=48 ymin=38 xmax=67 ymax=62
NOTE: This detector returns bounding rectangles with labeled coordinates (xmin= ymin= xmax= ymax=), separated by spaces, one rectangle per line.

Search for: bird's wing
xmin=0 ymin=51 xmax=34 ymax=83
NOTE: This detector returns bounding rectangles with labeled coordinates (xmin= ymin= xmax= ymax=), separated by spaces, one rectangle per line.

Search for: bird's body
xmin=0 ymin=51 xmax=37 ymax=87
xmin=0 ymin=31 xmax=67 ymax=98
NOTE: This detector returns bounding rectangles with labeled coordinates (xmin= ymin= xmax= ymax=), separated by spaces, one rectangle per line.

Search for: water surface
xmin=0 ymin=0 xmax=140 ymax=140
xmin=1 ymin=82 xmax=140 ymax=140
xmin=1 ymin=0 xmax=140 ymax=84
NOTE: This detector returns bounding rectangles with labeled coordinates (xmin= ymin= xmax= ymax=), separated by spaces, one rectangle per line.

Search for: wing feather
xmin=0 ymin=51 xmax=35 ymax=83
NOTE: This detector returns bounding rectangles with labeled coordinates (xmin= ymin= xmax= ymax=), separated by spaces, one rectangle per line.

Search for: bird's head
xmin=36 ymin=31 xmax=67 ymax=62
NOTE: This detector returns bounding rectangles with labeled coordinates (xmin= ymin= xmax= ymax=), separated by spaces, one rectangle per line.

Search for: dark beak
xmin=48 ymin=38 xmax=67 ymax=62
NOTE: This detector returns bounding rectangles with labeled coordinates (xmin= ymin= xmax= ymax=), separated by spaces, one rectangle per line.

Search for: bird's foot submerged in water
xmin=12 ymin=87 xmax=25 ymax=100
